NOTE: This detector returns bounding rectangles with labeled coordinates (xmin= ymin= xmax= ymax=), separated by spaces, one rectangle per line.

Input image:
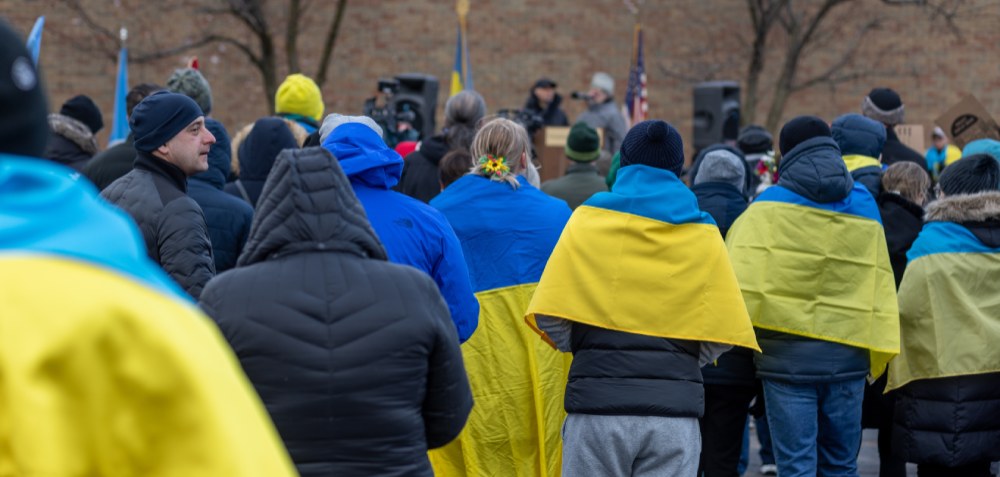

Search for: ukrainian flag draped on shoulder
xmin=526 ymin=165 xmax=759 ymax=351
xmin=887 ymin=192 xmax=1000 ymax=391
xmin=430 ymin=174 xmax=572 ymax=477
xmin=726 ymin=183 xmax=899 ymax=378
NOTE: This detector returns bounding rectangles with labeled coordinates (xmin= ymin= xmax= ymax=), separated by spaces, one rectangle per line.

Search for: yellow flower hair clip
xmin=479 ymin=154 xmax=510 ymax=177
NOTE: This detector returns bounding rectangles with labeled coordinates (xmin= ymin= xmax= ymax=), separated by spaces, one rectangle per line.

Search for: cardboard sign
xmin=935 ymin=95 xmax=1000 ymax=148
xmin=894 ymin=124 xmax=925 ymax=154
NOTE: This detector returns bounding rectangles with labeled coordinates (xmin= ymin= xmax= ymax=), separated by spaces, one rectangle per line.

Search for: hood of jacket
xmin=416 ymin=134 xmax=449 ymax=167
xmin=777 ymin=136 xmax=854 ymax=203
xmin=688 ymin=144 xmax=755 ymax=198
xmin=237 ymin=147 xmax=387 ymax=267
xmin=321 ymin=123 xmax=403 ymax=190
xmin=831 ymin=114 xmax=886 ymax=159
xmin=238 ymin=117 xmax=299 ymax=181
xmin=48 ymin=113 xmax=98 ymax=155
xmin=926 ymin=191 xmax=1000 ymax=248
xmin=191 ymin=118 xmax=232 ymax=189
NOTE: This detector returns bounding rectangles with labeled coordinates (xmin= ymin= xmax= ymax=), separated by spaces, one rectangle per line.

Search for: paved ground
xmin=742 ymin=429 xmax=918 ymax=477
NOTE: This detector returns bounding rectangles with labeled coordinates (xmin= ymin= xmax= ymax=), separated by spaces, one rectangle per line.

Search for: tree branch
xmin=791 ymin=17 xmax=882 ymax=91
xmin=315 ymin=0 xmax=348 ymax=88
xmin=286 ymin=0 xmax=301 ymax=73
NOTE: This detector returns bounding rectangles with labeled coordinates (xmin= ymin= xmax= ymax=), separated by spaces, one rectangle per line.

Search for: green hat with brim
xmin=565 ymin=121 xmax=601 ymax=162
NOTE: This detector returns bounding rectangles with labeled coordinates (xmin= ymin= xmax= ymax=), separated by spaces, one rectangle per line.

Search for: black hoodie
xmin=224 ymin=117 xmax=299 ymax=208
xmin=395 ymin=135 xmax=450 ymax=203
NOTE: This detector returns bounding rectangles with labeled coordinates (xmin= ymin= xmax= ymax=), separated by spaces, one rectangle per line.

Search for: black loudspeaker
xmin=391 ymin=73 xmax=439 ymax=140
xmin=693 ymin=81 xmax=741 ymax=150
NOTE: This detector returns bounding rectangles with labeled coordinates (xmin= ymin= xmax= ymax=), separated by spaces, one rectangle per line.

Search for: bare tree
xmin=59 ymin=0 xmax=349 ymax=113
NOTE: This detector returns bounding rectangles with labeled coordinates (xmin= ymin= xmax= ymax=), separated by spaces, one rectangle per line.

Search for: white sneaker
xmin=759 ymin=464 xmax=778 ymax=475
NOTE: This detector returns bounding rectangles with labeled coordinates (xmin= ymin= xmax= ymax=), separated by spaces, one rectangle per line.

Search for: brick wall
xmin=4 ymin=0 xmax=1000 ymax=157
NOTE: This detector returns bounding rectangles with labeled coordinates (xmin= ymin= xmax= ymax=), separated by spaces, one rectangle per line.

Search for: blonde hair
xmin=882 ymin=161 xmax=930 ymax=205
xmin=470 ymin=118 xmax=531 ymax=189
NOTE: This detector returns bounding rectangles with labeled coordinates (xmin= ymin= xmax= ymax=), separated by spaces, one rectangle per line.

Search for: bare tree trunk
xmin=315 ymin=0 xmax=348 ymax=88
xmin=743 ymin=0 xmax=789 ymax=127
xmin=286 ymin=0 xmax=301 ymax=74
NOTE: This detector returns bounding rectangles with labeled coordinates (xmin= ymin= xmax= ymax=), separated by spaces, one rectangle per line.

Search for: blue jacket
xmin=322 ymin=124 xmax=478 ymax=342
xmin=189 ymin=119 xmax=254 ymax=273
xmin=755 ymin=136 xmax=871 ymax=383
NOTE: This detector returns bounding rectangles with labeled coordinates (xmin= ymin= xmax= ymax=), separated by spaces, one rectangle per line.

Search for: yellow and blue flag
xmin=429 ymin=175 xmax=572 ymax=477
xmin=887 ymin=198 xmax=1000 ymax=391
xmin=450 ymin=23 xmax=472 ymax=96
xmin=726 ymin=184 xmax=900 ymax=379
xmin=25 ymin=16 xmax=44 ymax=65
xmin=525 ymin=165 xmax=759 ymax=351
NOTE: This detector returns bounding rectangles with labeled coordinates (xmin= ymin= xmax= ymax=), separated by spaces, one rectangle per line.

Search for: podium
xmin=533 ymin=126 xmax=604 ymax=183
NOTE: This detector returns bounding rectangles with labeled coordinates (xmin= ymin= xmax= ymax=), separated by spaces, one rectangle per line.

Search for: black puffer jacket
xmin=83 ymin=134 xmax=136 ymax=191
xmin=877 ymin=192 xmax=923 ymax=288
xmin=566 ymin=322 xmax=704 ymax=417
xmin=396 ymin=135 xmax=449 ymax=203
xmin=101 ymin=151 xmax=215 ymax=299
xmin=523 ymin=91 xmax=569 ymax=135
xmin=753 ymin=136 xmax=870 ymax=383
xmin=199 ymin=147 xmax=473 ymax=477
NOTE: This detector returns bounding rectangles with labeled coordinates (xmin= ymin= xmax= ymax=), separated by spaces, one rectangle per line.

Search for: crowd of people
xmin=2 ymin=16 xmax=999 ymax=477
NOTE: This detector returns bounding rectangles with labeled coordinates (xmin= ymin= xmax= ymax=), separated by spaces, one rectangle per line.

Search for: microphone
xmin=570 ymin=91 xmax=591 ymax=100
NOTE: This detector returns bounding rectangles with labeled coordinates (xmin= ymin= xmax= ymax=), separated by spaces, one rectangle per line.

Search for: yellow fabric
xmin=843 ymin=154 xmax=882 ymax=172
xmin=943 ymin=144 xmax=963 ymax=166
xmin=525 ymin=206 xmax=759 ymax=351
xmin=0 ymin=257 xmax=297 ymax=477
xmin=726 ymin=201 xmax=900 ymax=379
xmin=430 ymin=284 xmax=570 ymax=477
xmin=450 ymin=71 xmax=463 ymax=97
xmin=887 ymin=252 xmax=1000 ymax=391
xmin=275 ymin=73 xmax=324 ymax=121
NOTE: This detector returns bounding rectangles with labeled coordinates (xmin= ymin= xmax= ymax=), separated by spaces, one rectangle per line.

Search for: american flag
xmin=624 ymin=24 xmax=647 ymax=127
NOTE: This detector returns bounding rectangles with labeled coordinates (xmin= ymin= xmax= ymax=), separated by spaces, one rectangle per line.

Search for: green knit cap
xmin=565 ymin=121 xmax=601 ymax=162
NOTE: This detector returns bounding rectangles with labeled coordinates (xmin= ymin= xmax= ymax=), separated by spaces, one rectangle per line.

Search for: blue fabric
xmin=691 ymin=182 xmax=747 ymax=238
xmin=776 ymin=136 xmax=854 ymax=204
xmin=963 ymin=139 xmax=1000 ymax=162
xmin=755 ymin=184 xmax=882 ymax=224
xmin=757 ymin=415 xmax=776 ymax=465
xmin=926 ymin=147 xmax=948 ymax=173
xmin=763 ymin=378 xmax=865 ymax=477
xmin=587 ymin=164 xmax=716 ymax=226
xmin=189 ymin=118 xmax=254 ymax=272
xmin=831 ymin=113 xmax=886 ymax=159
xmin=323 ymin=125 xmax=478 ymax=342
xmin=432 ymin=174 xmax=572 ymax=292
xmin=0 ymin=155 xmax=186 ymax=300
xmin=322 ymin=123 xmax=404 ymax=189
xmin=907 ymin=221 xmax=1000 ymax=262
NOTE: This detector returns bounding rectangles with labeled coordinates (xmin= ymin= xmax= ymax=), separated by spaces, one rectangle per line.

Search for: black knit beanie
xmin=779 ymin=116 xmax=832 ymax=156
xmin=60 ymin=95 xmax=104 ymax=133
xmin=130 ymin=91 xmax=204 ymax=153
xmin=939 ymin=154 xmax=1000 ymax=195
xmin=619 ymin=120 xmax=684 ymax=176
xmin=737 ymin=125 xmax=773 ymax=154
xmin=862 ymin=87 xmax=905 ymax=126
xmin=0 ymin=19 xmax=49 ymax=157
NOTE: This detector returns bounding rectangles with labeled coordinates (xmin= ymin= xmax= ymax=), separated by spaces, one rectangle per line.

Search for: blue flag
xmin=109 ymin=47 xmax=129 ymax=146
xmin=26 ymin=17 xmax=44 ymax=65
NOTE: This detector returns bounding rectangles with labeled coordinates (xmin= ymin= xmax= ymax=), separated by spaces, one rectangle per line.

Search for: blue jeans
xmin=762 ymin=378 xmax=865 ymax=477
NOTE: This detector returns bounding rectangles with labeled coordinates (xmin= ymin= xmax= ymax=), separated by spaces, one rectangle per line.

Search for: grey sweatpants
xmin=561 ymin=413 xmax=700 ymax=477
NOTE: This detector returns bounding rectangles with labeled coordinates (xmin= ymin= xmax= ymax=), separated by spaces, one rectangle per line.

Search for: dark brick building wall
xmin=4 ymin=0 xmax=999 ymax=157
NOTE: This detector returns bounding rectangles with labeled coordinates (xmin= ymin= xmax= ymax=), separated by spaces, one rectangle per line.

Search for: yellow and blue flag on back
xmin=450 ymin=0 xmax=472 ymax=96
xmin=526 ymin=165 xmax=759 ymax=352
xmin=726 ymin=184 xmax=900 ymax=379
xmin=887 ymin=195 xmax=1000 ymax=391
xmin=430 ymin=175 xmax=572 ymax=477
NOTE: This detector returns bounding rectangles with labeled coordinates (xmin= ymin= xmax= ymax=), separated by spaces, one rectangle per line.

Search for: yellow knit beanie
xmin=275 ymin=74 xmax=324 ymax=122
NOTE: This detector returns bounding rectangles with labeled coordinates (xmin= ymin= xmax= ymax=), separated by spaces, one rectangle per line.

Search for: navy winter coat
xmin=753 ymin=137 xmax=870 ymax=383
xmin=832 ymin=114 xmax=886 ymax=198
xmin=322 ymin=124 xmax=478 ymax=342
xmin=199 ymin=147 xmax=473 ymax=477
xmin=188 ymin=119 xmax=254 ymax=273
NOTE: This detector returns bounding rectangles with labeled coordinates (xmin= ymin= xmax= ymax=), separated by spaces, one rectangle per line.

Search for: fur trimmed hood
xmin=48 ymin=113 xmax=98 ymax=155
xmin=926 ymin=191 xmax=1000 ymax=223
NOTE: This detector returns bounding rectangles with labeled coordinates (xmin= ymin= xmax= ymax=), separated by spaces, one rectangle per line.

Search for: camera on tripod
xmin=363 ymin=78 xmax=418 ymax=147
xmin=497 ymin=108 xmax=544 ymax=137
